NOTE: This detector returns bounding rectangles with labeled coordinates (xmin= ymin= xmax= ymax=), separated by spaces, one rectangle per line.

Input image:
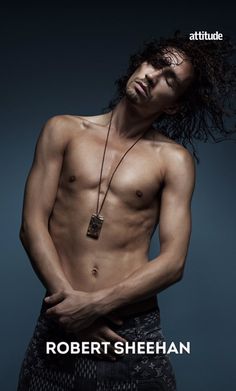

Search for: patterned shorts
xmin=17 ymin=299 xmax=177 ymax=391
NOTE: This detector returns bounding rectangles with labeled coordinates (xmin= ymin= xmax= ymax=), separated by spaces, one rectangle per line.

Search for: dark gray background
xmin=1 ymin=3 xmax=236 ymax=390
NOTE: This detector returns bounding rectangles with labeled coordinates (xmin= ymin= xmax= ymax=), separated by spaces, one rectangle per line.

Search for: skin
xmin=20 ymin=47 xmax=196 ymax=361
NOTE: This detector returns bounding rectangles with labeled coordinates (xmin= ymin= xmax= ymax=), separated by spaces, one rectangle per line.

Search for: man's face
xmin=125 ymin=47 xmax=195 ymax=115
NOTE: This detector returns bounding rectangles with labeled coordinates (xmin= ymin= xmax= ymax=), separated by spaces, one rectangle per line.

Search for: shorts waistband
xmin=108 ymin=303 xmax=161 ymax=331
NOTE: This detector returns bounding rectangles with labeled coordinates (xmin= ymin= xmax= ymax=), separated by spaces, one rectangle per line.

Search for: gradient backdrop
xmin=1 ymin=3 xmax=236 ymax=390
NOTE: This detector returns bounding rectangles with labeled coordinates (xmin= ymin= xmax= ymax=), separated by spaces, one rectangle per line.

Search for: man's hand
xmin=44 ymin=289 xmax=127 ymax=361
xmin=44 ymin=289 xmax=101 ymax=331
xmin=76 ymin=317 xmax=128 ymax=361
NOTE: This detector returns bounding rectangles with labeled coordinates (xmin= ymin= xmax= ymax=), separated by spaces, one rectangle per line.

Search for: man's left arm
xmin=96 ymin=147 xmax=196 ymax=314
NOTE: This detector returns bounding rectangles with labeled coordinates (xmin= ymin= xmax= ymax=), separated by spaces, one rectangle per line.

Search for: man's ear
xmin=163 ymin=104 xmax=180 ymax=115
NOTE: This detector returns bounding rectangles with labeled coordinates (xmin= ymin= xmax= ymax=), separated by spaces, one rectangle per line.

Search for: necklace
xmin=86 ymin=109 xmax=149 ymax=239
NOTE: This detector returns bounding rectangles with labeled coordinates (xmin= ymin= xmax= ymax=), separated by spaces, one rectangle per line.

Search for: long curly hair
xmin=102 ymin=31 xmax=236 ymax=163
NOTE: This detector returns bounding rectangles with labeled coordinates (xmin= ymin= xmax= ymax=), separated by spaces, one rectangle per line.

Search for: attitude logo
xmin=189 ymin=31 xmax=223 ymax=40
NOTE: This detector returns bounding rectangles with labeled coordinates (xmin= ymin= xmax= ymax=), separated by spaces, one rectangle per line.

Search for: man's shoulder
xmin=36 ymin=115 xmax=85 ymax=153
xmin=153 ymin=132 xmax=195 ymax=177
xmin=45 ymin=113 xmax=109 ymax=131
xmin=44 ymin=114 xmax=84 ymax=130
xmin=163 ymin=141 xmax=193 ymax=163
xmin=41 ymin=114 xmax=89 ymax=142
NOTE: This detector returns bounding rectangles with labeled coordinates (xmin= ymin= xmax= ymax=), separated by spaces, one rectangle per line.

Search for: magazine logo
xmin=189 ymin=31 xmax=223 ymax=40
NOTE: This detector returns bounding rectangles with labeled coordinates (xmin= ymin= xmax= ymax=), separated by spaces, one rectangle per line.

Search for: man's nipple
xmin=69 ymin=175 xmax=76 ymax=182
xmin=136 ymin=190 xmax=143 ymax=197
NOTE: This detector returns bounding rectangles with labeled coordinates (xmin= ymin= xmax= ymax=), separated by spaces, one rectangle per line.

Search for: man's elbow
xmin=19 ymin=228 xmax=24 ymax=242
xmin=19 ymin=224 xmax=29 ymax=247
xmin=174 ymin=267 xmax=184 ymax=283
xmin=19 ymin=218 xmax=47 ymax=245
xmin=172 ymin=258 xmax=186 ymax=283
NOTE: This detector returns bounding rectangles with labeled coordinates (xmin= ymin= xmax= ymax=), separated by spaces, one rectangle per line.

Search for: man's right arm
xmin=19 ymin=115 xmax=73 ymax=295
xmin=19 ymin=115 xmax=127 ymax=358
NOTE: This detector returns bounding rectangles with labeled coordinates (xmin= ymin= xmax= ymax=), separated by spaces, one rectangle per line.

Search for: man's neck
xmin=107 ymin=98 xmax=160 ymax=140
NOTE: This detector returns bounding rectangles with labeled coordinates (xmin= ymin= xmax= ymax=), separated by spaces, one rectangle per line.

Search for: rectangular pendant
xmin=86 ymin=213 xmax=104 ymax=239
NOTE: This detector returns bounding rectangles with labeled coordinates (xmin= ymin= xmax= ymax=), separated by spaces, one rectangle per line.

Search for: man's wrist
xmin=48 ymin=280 xmax=73 ymax=295
xmin=93 ymin=284 xmax=126 ymax=316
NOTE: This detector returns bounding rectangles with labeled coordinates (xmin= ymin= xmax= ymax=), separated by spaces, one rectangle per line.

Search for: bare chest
xmin=60 ymin=131 xmax=163 ymax=209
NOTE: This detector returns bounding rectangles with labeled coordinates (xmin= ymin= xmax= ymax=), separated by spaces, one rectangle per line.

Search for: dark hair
xmin=102 ymin=31 xmax=236 ymax=163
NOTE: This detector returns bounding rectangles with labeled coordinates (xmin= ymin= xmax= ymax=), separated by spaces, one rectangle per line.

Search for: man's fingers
xmin=97 ymin=340 xmax=117 ymax=361
xmin=104 ymin=327 xmax=128 ymax=344
xmin=45 ymin=302 xmax=65 ymax=317
xmin=77 ymin=335 xmax=116 ymax=362
xmin=44 ymin=291 xmax=65 ymax=306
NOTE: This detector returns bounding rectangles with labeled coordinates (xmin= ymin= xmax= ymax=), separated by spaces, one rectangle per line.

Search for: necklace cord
xmin=96 ymin=110 xmax=149 ymax=215
xmin=96 ymin=110 xmax=114 ymax=214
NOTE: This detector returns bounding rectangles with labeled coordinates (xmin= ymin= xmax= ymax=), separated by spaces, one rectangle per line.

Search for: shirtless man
xmin=17 ymin=34 xmax=235 ymax=390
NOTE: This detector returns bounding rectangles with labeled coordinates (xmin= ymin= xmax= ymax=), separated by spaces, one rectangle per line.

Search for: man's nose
xmin=145 ymin=69 xmax=162 ymax=86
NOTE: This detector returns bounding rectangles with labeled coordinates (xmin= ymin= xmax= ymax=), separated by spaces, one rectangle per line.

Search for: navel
xmin=69 ymin=175 xmax=76 ymax=182
xmin=91 ymin=266 xmax=99 ymax=277
xmin=136 ymin=190 xmax=143 ymax=198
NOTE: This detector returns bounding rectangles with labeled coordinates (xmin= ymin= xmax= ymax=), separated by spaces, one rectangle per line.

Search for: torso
xmin=48 ymin=113 xmax=180 ymax=315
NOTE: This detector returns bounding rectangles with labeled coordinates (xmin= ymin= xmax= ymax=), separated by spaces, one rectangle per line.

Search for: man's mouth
xmin=135 ymin=80 xmax=149 ymax=97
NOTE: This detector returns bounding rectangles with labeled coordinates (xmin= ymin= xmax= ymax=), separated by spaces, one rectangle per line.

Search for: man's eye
xmin=165 ymin=77 xmax=174 ymax=88
xmin=148 ymin=59 xmax=158 ymax=68
xmin=148 ymin=58 xmax=167 ymax=69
